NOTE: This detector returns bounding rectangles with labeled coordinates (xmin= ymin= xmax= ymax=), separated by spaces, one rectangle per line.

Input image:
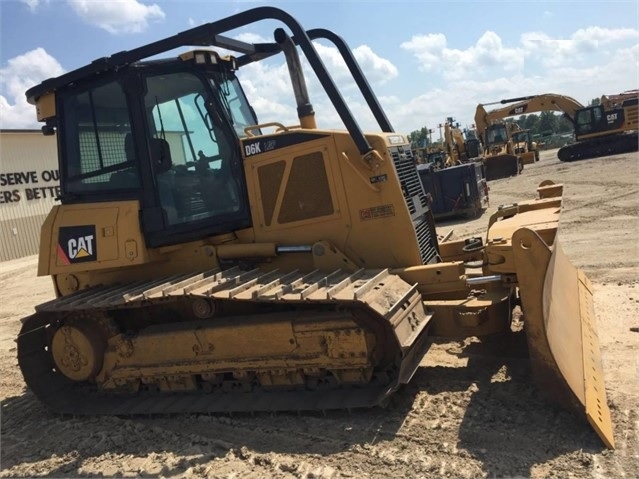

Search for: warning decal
xmin=359 ymin=204 xmax=395 ymax=221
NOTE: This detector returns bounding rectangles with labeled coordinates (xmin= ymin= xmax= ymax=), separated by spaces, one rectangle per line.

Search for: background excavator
xmin=476 ymin=92 xmax=639 ymax=162
xmin=19 ymin=7 xmax=613 ymax=448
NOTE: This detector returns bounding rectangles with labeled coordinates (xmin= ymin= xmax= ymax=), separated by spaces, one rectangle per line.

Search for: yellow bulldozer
xmin=19 ymin=7 xmax=613 ymax=448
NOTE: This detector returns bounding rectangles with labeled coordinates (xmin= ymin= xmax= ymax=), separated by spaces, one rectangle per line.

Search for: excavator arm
xmin=474 ymin=93 xmax=584 ymax=138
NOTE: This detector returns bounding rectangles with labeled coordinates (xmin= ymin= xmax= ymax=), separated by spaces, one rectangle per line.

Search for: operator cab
xmin=575 ymin=105 xmax=604 ymax=136
xmin=511 ymin=130 xmax=533 ymax=151
xmin=56 ymin=50 xmax=255 ymax=247
xmin=575 ymin=104 xmax=625 ymax=138
xmin=485 ymin=124 xmax=508 ymax=146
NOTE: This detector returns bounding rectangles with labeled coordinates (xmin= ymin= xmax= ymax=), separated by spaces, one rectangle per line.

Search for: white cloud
xmin=234 ymin=32 xmax=272 ymax=44
xmin=0 ymin=49 xmax=65 ymax=129
xmin=522 ymin=26 xmax=639 ymax=68
xmin=390 ymin=42 xmax=639 ymax=134
xmin=395 ymin=25 xmax=639 ymax=132
xmin=309 ymin=42 xmax=398 ymax=86
xmin=234 ymin=39 xmax=398 ymax=131
xmin=401 ymin=31 xmax=523 ymax=80
xmin=352 ymin=45 xmax=398 ymax=84
xmin=67 ymin=0 xmax=165 ymax=34
xmin=2 ymin=20 xmax=634 ymax=140
xmin=573 ymin=26 xmax=637 ymax=44
xmin=20 ymin=0 xmax=41 ymax=11
xmin=399 ymin=33 xmax=446 ymax=72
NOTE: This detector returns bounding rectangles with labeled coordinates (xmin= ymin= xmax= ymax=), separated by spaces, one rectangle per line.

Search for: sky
xmin=1 ymin=0 xmax=638 ymax=140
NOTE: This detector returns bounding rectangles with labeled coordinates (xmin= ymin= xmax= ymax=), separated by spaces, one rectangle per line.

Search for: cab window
xmin=60 ymin=80 xmax=139 ymax=194
xmin=144 ymin=71 xmax=241 ymax=225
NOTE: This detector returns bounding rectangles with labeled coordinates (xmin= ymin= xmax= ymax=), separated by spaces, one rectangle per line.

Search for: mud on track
xmin=1 ymin=149 xmax=638 ymax=478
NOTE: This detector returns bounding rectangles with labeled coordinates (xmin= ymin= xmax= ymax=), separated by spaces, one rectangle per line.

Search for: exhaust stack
xmin=274 ymin=28 xmax=317 ymax=129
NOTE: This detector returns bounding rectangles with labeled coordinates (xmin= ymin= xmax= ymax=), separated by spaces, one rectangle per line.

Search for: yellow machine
xmin=412 ymin=143 xmax=445 ymax=167
xmin=19 ymin=7 xmax=613 ymax=448
xmin=564 ymin=89 xmax=639 ymax=160
xmin=472 ymin=118 xmax=524 ymax=180
xmin=510 ymin=125 xmax=539 ymax=164
xmin=476 ymin=92 xmax=639 ymax=162
xmin=475 ymin=98 xmax=552 ymax=167
xmin=441 ymin=118 xmax=481 ymax=167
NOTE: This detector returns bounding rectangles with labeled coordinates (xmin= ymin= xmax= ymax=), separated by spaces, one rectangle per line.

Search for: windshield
xmin=575 ymin=107 xmax=599 ymax=135
xmin=213 ymin=74 xmax=259 ymax=138
xmin=512 ymin=131 xmax=529 ymax=143
xmin=486 ymin=125 xmax=508 ymax=145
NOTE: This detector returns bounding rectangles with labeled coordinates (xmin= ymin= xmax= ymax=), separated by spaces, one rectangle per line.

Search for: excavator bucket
xmin=511 ymin=228 xmax=615 ymax=449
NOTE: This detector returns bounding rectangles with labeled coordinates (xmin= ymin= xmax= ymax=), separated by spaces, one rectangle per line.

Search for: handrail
xmin=25 ymin=6 xmax=375 ymax=156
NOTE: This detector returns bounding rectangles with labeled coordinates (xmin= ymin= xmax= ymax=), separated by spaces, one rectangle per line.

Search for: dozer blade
xmin=512 ymin=228 xmax=614 ymax=449
xmin=484 ymin=154 xmax=523 ymax=181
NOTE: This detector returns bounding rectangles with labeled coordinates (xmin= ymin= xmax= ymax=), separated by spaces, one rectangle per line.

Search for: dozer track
xmin=18 ymin=267 xmax=433 ymax=415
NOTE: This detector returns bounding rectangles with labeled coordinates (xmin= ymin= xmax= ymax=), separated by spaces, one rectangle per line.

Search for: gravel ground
xmin=1 ymin=148 xmax=638 ymax=478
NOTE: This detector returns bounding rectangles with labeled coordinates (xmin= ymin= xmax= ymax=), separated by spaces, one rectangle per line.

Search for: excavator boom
xmin=475 ymin=93 xmax=583 ymax=130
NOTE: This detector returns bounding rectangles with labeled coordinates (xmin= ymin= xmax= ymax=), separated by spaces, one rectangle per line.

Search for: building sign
xmin=0 ymin=169 xmax=60 ymax=204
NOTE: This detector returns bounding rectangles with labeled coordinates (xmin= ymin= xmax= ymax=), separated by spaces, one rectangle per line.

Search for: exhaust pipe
xmin=274 ymin=28 xmax=317 ymax=129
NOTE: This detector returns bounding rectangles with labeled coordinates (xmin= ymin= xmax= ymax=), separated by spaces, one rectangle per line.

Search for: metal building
xmin=0 ymin=130 xmax=59 ymax=261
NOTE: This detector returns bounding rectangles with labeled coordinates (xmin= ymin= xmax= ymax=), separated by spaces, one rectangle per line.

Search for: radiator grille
xmin=414 ymin=215 xmax=439 ymax=265
xmin=389 ymin=146 xmax=429 ymax=216
xmin=388 ymin=145 xmax=438 ymax=264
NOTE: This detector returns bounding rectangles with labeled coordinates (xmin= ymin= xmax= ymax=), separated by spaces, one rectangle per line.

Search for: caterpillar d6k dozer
xmin=20 ymin=7 xmax=614 ymax=448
